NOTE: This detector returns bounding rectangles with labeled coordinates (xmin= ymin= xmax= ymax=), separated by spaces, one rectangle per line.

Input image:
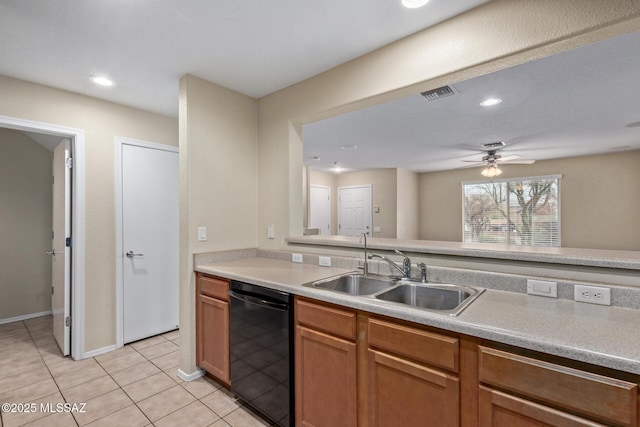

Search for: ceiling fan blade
xmin=461 ymin=159 xmax=484 ymax=163
xmin=500 ymin=159 xmax=536 ymax=164
xmin=497 ymin=154 xmax=523 ymax=162
xmin=455 ymin=162 xmax=485 ymax=169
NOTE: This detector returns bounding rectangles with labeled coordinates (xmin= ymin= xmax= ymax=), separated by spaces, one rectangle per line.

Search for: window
xmin=462 ymin=175 xmax=560 ymax=247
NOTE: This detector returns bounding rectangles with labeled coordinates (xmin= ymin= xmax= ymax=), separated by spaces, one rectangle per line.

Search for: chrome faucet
xmin=359 ymin=232 xmax=369 ymax=275
xmin=368 ymin=253 xmax=408 ymax=278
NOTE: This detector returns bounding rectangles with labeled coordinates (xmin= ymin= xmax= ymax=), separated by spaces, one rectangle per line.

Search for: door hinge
xmin=65 ymin=237 xmax=72 ymax=247
xmin=52 ymin=286 xmax=54 ymax=295
xmin=52 ymin=231 xmax=54 ymax=240
xmin=65 ymin=316 xmax=71 ymax=327
xmin=65 ymin=158 xmax=73 ymax=168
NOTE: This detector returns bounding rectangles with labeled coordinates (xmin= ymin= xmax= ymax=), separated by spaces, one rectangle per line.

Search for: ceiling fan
xmin=460 ymin=142 xmax=535 ymax=177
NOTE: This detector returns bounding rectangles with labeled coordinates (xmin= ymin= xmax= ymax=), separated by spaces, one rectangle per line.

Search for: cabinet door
xmin=295 ymin=325 xmax=357 ymax=427
xmin=197 ymin=294 xmax=230 ymax=384
xmin=479 ymin=386 xmax=607 ymax=427
xmin=368 ymin=349 xmax=459 ymax=427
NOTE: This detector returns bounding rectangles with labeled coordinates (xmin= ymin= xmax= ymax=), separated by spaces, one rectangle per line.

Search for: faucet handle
xmin=418 ymin=262 xmax=427 ymax=283
xmin=394 ymin=250 xmax=411 ymax=277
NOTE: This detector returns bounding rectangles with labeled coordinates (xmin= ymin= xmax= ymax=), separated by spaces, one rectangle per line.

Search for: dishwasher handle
xmin=228 ymin=289 xmax=289 ymax=311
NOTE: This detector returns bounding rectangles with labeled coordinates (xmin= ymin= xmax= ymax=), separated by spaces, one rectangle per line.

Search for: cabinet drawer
xmin=295 ymin=298 xmax=356 ymax=341
xmin=198 ymin=274 xmax=229 ymax=301
xmin=479 ymin=346 xmax=638 ymax=427
xmin=368 ymin=318 xmax=459 ymax=372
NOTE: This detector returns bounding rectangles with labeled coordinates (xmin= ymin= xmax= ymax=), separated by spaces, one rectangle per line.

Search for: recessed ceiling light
xmin=312 ymin=156 xmax=321 ymax=161
xmin=480 ymin=97 xmax=502 ymax=107
xmin=90 ymin=76 xmax=115 ymax=87
xmin=340 ymin=145 xmax=357 ymax=150
xmin=402 ymin=0 xmax=430 ymax=8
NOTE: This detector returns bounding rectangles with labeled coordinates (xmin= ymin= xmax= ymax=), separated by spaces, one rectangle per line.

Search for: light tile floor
xmin=0 ymin=315 xmax=273 ymax=427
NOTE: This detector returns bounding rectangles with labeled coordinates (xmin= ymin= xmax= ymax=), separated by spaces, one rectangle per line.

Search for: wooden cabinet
xmin=478 ymin=346 xmax=638 ymax=427
xmin=196 ymin=273 xmax=230 ymax=385
xmin=366 ymin=318 xmax=460 ymax=427
xmin=295 ymin=298 xmax=357 ymax=427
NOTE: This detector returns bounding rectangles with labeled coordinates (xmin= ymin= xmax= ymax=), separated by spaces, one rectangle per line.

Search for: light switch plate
xmin=527 ymin=279 xmax=557 ymax=298
xmin=319 ymin=256 xmax=331 ymax=267
xmin=197 ymin=226 xmax=207 ymax=242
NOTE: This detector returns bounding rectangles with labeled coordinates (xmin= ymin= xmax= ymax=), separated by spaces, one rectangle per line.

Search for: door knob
xmin=45 ymin=249 xmax=56 ymax=256
xmin=126 ymin=251 xmax=144 ymax=258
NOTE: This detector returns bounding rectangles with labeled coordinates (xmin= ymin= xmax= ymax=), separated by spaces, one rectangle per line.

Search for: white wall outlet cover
xmin=267 ymin=224 xmax=275 ymax=239
xmin=292 ymin=253 xmax=303 ymax=263
xmin=197 ymin=226 xmax=207 ymax=242
xmin=526 ymin=279 xmax=557 ymax=298
xmin=574 ymin=285 xmax=611 ymax=305
xmin=319 ymin=256 xmax=331 ymax=267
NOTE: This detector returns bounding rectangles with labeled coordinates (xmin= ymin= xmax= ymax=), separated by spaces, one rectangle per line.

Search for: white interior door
xmin=122 ymin=143 xmax=178 ymax=343
xmin=309 ymin=185 xmax=331 ymax=235
xmin=338 ymin=185 xmax=372 ymax=236
xmin=51 ymin=139 xmax=71 ymax=355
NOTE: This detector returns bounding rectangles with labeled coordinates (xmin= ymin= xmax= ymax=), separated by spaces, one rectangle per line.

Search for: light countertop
xmin=196 ymin=256 xmax=640 ymax=375
xmin=287 ymin=235 xmax=640 ymax=270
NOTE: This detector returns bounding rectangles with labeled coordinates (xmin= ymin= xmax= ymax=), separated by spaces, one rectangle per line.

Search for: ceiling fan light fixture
xmin=331 ymin=161 xmax=344 ymax=173
xmin=481 ymin=164 xmax=502 ymax=178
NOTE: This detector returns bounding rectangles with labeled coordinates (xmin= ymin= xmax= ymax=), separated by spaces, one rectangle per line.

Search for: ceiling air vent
xmin=421 ymin=85 xmax=455 ymax=101
xmin=481 ymin=141 xmax=506 ymax=149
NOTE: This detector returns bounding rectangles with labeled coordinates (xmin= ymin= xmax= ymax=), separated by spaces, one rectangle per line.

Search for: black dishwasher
xmin=228 ymin=281 xmax=294 ymax=427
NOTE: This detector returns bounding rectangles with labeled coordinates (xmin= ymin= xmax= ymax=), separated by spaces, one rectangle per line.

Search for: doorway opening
xmin=0 ymin=115 xmax=85 ymax=359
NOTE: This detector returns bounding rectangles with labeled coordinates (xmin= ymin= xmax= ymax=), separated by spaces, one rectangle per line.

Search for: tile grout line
xmin=24 ymin=319 xmax=81 ymax=427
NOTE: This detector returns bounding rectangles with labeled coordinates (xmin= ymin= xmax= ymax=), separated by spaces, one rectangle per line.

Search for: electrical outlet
xmin=526 ymin=279 xmax=557 ymax=298
xmin=574 ymin=285 xmax=611 ymax=306
xmin=267 ymin=224 xmax=275 ymax=239
xmin=319 ymin=256 xmax=331 ymax=267
xmin=292 ymin=253 xmax=303 ymax=263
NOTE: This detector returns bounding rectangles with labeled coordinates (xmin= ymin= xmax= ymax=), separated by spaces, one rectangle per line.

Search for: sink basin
xmin=374 ymin=283 xmax=484 ymax=316
xmin=306 ymin=274 xmax=393 ymax=295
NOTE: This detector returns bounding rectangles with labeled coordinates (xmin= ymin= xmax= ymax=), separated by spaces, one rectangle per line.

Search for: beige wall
xmin=0 ymin=75 xmax=178 ymax=352
xmin=396 ymin=168 xmax=419 ymax=240
xmin=257 ymin=0 xmax=640 ymax=252
xmin=418 ymin=151 xmax=640 ymax=250
xmin=0 ymin=128 xmax=53 ymax=320
xmin=308 ymin=169 xmax=398 ymax=237
xmin=178 ymin=74 xmax=258 ymax=375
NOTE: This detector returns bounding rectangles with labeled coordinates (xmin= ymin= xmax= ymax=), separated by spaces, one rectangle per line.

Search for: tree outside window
xmin=462 ymin=176 xmax=560 ymax=247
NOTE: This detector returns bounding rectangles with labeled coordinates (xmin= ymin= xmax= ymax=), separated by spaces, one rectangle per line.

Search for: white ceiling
xmin=0 ymin=0 xmax=490 ymax=118
xmin=303 ymin=30 xmax=640 ymax=173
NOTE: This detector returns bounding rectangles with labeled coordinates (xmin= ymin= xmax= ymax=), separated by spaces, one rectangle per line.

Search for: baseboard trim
xmin=0 ymin=311 xmax=52 ymax=325
xmin=83 ymin=344 xmax=118 ymax=359
xmin=177 ymin=368 xmax=205 ymax=382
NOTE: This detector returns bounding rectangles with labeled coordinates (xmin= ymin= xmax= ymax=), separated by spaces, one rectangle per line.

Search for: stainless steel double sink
xmin=303 ymin=273 xmax=484 ymax=316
